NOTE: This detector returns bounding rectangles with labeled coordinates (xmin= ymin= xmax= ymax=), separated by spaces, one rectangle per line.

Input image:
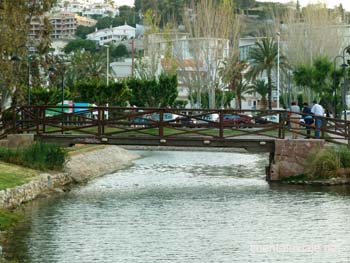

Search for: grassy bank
xmin=0 ymin=162 xmax=37 ymax=231
xmin=0 ymin=162 xmax=37 ymax=191
xmin=0 ymin=142 xmax=66 ymax=171
xmin=0 ymin=142 xmax=66 ymax=233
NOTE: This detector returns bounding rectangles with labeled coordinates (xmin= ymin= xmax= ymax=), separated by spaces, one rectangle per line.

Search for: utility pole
xmin=104 ymin=45 xmax=110 ymax=86
xmin=277 ymin=32 xmax=280 ymax=109
xmin=131 ymin=39 xmax=135 ymax=78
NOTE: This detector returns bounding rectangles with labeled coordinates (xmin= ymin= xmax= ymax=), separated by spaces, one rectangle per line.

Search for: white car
xmin=340 ymin=110 xmax=350 ymax=120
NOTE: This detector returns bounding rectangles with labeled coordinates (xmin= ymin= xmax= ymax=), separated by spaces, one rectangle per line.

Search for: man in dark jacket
xmin=302 ymin=102 xmax=314 ymax=138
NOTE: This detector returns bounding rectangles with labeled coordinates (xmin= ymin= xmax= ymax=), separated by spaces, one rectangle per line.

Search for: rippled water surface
xmin=8 ymin=151 xmax=350 ymax=263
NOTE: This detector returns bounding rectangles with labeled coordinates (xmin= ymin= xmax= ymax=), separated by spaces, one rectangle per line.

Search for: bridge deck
xmin=37 ymin=134 xmax=276 ymax=153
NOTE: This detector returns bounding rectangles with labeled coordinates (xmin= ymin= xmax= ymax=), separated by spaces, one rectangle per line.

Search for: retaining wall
xmin=269 ymin=139 xmax=325 ymax=181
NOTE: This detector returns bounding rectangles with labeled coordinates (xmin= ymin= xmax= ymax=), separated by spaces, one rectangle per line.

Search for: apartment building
xmin=49 ymin=12 xmax=77 ymax=39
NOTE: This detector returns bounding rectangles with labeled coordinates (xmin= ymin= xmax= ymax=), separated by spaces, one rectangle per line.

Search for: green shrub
xmin=306 ymin=146 xmax=350 ymax=179
xmin=0 ymin=147 xmax=22 ymax=165
xmin=337 ymin=146 xmax=350 ymax=168
xmin=306 ymin=147 xmax=340 ymax=179
xmin=21 ymin=142 xmax=66 ymax=171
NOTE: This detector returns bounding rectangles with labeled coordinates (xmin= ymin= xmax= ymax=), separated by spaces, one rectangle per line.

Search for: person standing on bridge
xmin=302 ymin=102 xmax=313 ymax=138
xmin=311 ymin=100 xmax=324 ymax=138
xmin=290 ymin=101 xmax=300 ymax=139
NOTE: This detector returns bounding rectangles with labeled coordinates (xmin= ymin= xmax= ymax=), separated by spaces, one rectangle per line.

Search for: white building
xmin=65 ymin=1 xmax=88 ymax=14
xmin=53 ymin=0 xmax=118 ymax=17
xmin=82 ymin=3 xmax=118 ymax=17
xmin=87 ymin=24 xmax=136 ymax=46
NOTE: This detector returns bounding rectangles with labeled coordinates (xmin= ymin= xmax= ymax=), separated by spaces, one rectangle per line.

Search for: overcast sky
xmin=115 ymin=0 xmax=350 ymax=10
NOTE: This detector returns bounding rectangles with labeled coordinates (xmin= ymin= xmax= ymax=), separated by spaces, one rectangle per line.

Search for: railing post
xmin=102 ymin=107 xmax=105 ymax=135
xmin=61 ymin=105 xmax=64 ymax=134
xmin=21 ymin=106 xmax=24 ymax=132
xmin=98 ymin=108 xmax=103 ymax=136
xmin=321 ymin=116 xmax=326 ymax=139
xmin=347 ymin=122 xmax=350 ymax=147
xmin=36 ymin=107 xmax=40 ymax=135
xmin=42 ymin=106 xmax=46 ymax=134
xmin=159 ymin=109 xmax=164 ymax=138
xmin=12 ymin=107 xmax=17 ymax=134
xmin=219 ymin=110 xmax=224 ymax=138
xmin=279 ymin=112 xmax=285 ymax=139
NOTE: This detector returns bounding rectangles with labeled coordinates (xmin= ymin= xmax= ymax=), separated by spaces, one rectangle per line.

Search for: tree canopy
xmin=63 ymin=39 xmax=98 ymax=54
xmin=128 ymin=74 xmax=178 ymax=107
xmin=0 ymin=0 xmax=56 ymax=110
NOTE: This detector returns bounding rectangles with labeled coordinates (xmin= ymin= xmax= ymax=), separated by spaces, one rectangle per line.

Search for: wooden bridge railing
xmin=1 ymin=105 xmax=350 ymax=146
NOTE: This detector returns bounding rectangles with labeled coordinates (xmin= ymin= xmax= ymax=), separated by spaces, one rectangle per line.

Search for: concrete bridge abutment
xmin=268 ymin=139 xmax=325 ymax=181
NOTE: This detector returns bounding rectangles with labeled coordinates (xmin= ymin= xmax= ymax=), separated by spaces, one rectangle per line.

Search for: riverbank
xmin=280 ymin=174 xmax=350 ymax=186
xmin=0 ymin=145 xmax=139 ymax=227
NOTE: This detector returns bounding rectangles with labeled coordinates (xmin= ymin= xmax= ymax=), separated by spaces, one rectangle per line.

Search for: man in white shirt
xmin=311 ymin=100 xmax=324 ymax=138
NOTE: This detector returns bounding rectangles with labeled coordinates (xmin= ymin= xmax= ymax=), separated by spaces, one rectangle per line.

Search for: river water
xmin=7 ymin=150 xmax=350 ymax=263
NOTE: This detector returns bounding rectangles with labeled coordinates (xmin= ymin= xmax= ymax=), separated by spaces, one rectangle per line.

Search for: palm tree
xmin=253 ymin=80 xmax=269 ymax=109
xmin=247 ymin=38 xmax=288 ymax=109
xmin=219 ymin=54 xmax=249 ymax=109
xmin=235 ymin=80 xmax=255 ymax=110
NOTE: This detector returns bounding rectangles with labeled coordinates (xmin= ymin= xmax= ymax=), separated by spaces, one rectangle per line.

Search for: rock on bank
xmin=0 ymin=146 xmax=139 ymax=209
xmin=65 ymin=146 xmax=140 ymax=183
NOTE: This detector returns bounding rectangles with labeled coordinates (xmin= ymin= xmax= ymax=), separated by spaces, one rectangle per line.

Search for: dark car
xmin=222 ymin=114 xmax=252 ymax=127
xmin=132 ymin=116 xmax=152 ymax=125
xmin=176 ymin=117 xmax=197 ymax=127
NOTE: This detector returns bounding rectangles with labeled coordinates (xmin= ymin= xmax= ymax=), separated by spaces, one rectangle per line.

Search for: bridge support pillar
xmin=6 ymin=134 xmax=34 ymax=149
xmin=268 ymin=139 xmax=325 ymax=181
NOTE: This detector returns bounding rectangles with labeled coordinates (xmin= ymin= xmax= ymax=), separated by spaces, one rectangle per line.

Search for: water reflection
xmin=7 ymin=151 xmax=350 ymax=263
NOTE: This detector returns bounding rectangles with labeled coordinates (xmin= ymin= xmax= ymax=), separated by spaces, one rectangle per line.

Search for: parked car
xmin=222 ymin=114 xmax=252 ymax=127
xmin=203 ymin=113 xmax=219 ymax=122
xmin=341 ymin=110 xmax=350 ymax=120
xmin=151 ymin=113 xmax=179 ymax=122
xmin=255 ymin=115 xmax=279 ymax=125
xmin=177 ymin=117 xmax=197 ymax=126
xmin=132 ymin=116 xmax=152 ymax=125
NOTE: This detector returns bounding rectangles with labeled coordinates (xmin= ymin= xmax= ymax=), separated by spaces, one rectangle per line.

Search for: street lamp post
xmin=104 ymin=45 xmax=110 ymax=86
xmin=288 ymin=70 xmax=292 ymax=109
xmin=342 ymin=45 xmax=350 ymax=121
xmin=333 ymin=55 xmax=344 ymax=119
xmin=27 ymin=55 xmax=32 ymax=106
xmin=131 ymin=39 xmax=135 ymax=78
xmin=61 ymin=70 xmax=64 ymax=108
xmin=49 ymin=63 xmax=65 ymax=134
xmin=48 ymin=63 xmax=65 ymax=107
xmin=277 ymin=32 xmax=280 ymax=109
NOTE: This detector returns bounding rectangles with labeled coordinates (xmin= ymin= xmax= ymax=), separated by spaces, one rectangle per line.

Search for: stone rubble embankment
xmin=0 ymin=146 xmax=139 ymax=209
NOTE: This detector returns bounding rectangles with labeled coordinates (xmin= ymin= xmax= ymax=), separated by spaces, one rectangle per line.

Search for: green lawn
xmin=0 ymin=162 xmax=37 ymax=191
